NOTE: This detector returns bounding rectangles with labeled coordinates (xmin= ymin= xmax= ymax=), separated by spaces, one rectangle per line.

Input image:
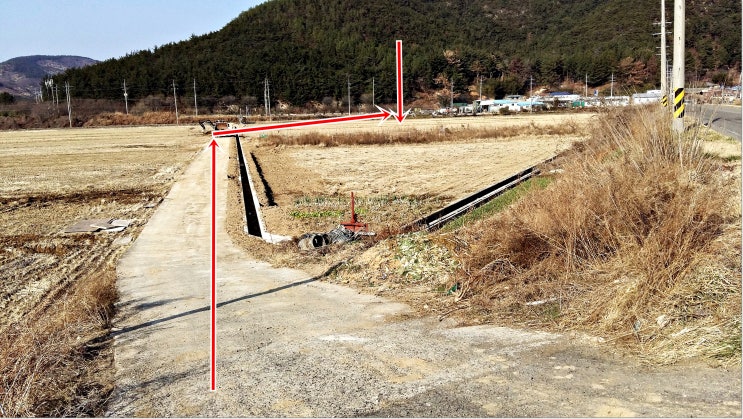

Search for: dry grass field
xmin=239 ymin=114 xmax=593 ymax=238
xmin=0 ymin=125 xmax=204 ymax=415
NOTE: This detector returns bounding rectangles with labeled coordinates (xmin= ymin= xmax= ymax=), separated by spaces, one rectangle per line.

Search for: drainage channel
xmin=234 ymin=136 xmax=292 ymax=243
xmin=234 ymin=136 xmax=264 ymax=237
xmin=403 ymin=165 xmax=539 ymax=232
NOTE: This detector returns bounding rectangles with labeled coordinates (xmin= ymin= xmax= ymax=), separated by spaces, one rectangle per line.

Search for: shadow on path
xmin=112 ymin=261 xmax=346 ymax=337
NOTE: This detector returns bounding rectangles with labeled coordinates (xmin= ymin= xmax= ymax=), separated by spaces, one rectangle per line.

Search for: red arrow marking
xmin=208 ymin=139 xmax=218 ymax=391
xmin=394 ymin=40 xmax=407 ymax=123
xmin=212 ymin=108 xmax=391 ymax=137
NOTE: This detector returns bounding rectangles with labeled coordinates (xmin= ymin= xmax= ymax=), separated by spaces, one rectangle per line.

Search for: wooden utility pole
xmin=672 ymin=0 xmax=685 ymax=133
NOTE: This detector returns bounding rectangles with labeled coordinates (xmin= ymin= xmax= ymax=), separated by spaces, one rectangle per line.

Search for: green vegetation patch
xmin=394 ymin=232 xmax=459 ymax=284
xmin=442 ymin=176 xmax=552 ymax=232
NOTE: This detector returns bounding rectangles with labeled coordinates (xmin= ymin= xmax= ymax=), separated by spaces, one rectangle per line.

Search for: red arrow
xmin=393 ymin=40 xmax=409 ymax=123
xmin=208 ymin=139 xmax=218 ymax=392
xmin=212 ymin=108 xmax=391 ymax=137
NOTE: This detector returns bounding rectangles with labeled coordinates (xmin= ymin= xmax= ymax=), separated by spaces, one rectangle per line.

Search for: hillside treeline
xmin=52 ymin=0 xmax=740 ymax=108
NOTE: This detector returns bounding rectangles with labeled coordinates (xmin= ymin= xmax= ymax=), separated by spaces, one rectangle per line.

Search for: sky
xmin=0 ymin=0 xmax=269 ymax=63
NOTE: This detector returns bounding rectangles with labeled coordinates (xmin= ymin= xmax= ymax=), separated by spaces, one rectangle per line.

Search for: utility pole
xmin=372 ymin=77 xmax=375 ymax=108
xmin=123 ymin=80 xmax=129 ymax=115
xmin=45 ymin=79 xmax=52 ymax=102
xmin=172 ymin=80 xmax=179 ymax=125
xmin=584 ymin=74 xmax=588 ymax=98
xmin=347 ymin=74 xmax=351 ymax=115
xmin=660 ymin=0 xmax=669 ymax=106
xmin=450 ymin=77 xmax=454 ymax=108
xmin=65 ymin=81 xmax=72 ymax=128
xmin=479 ymin=74 xmax=483 ymax=101
xmin=672 ymin=0 xmax=685 ymax=133
xmin=263 ymin=77 xmax=271 ymax=121
xmin=193 ymin=79 xmax=198 ymax=117
xmin=529 ymin=75 xmax=534 ymax=113
xmin=610 ymin=73 xmax=615 ymax=98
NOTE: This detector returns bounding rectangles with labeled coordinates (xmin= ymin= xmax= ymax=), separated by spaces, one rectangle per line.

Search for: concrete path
xmin=107 ymin=138 xmax=741 ymax=417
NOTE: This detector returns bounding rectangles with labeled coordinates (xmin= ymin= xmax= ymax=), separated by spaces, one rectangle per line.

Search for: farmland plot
xmin=241 ymin=114 xmax=594 ymax=237
xmin=0 ymin=126 xmax=204 ymax=331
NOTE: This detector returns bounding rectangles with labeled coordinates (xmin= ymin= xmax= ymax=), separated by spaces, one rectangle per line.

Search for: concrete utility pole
xmin=672 ymin=0 xmax=685 ymax=133
xmin=372 ymin=77 xmax=375 ymax=108
xmin=529 ymin=75 xmax=534 ymax=113
xmin=347 ymin=74 xmax=351 ymax=115
xmin=479 ymin=75 xmax=484 ymax=101
xmin=193 ymin=79 xmax=198 ymax=117
xmin=263 ymin=77 xmax=271 ymax=121
xmin=172 ymin=80 xmax=179 ymax=125
xmin=65 ymin=81 xmax=72 ymax=127
xmin=660 ymin=0 xmax=668 ymax=105
xmin=450 ymin=77 xmax=454 ymax=108
xmin=123 ymin=80 xmax=129 ymax=115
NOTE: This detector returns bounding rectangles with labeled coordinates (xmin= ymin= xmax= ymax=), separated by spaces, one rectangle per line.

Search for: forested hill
xmin=55 ymin=0 xmax=740 ymax=106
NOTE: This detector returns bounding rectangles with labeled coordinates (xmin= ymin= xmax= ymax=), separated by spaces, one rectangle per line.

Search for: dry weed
xmin=456 ymin=106 xmax=741 ymax=364
xmin=0 ymin=269 xmax=117 ymax=417
xmin=255 ymin=120 xmax=585 ymax=147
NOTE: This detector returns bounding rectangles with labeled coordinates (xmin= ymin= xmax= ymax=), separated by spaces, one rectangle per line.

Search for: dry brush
xmin=454 ymin=106 xmax=741 ymax=364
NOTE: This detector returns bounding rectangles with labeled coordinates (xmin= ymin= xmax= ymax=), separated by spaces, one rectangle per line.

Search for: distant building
xmin=632 ymin=90 xmax=662 ymax=105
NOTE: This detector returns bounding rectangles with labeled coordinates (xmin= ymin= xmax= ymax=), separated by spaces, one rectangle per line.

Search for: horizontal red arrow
xmin=212 ymin=108 xmax=391 ymax=137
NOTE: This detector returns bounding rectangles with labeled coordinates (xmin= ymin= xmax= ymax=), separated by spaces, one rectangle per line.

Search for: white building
xmin=632 ymin=90 xmax=662 ymax=105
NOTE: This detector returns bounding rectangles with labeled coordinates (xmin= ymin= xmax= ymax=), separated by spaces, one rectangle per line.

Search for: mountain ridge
xmin=0 ymin=55 xmax=98 ymax=98
xmin=51 ymin=0 xmax=741 ymax=106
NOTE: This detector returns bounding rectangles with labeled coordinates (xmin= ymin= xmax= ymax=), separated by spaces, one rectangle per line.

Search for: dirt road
xmin=107 ymin=136 xmax=741 ymax=417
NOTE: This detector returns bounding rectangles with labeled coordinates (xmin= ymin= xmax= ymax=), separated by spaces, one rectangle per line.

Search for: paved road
xmin=106 ymin=138 xmax=741 ymax=417
xmin=688 ymin=104 xmax=742 ymax=141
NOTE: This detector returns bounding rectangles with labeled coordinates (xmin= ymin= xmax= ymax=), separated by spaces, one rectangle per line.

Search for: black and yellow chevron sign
xmin=661 ymin=95 xmax=668 ymax=107
xmin=673 ymin=88 xmax=685 ymax=118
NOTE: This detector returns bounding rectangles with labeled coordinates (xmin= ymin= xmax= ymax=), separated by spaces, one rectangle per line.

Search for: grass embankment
xmin=452 ymin=106 xmax=741 ymax=365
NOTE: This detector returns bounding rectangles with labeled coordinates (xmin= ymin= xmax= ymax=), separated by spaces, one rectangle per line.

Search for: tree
xmin=0 ymin=92 xmax=15 ymax=104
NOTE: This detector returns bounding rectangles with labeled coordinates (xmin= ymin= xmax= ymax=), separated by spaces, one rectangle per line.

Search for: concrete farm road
xmin=107 ymin=137 xmax=741 ymax=417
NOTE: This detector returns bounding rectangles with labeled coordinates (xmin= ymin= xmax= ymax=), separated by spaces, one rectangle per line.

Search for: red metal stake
xmin=341 ymin=192 xmax=368 ymax=233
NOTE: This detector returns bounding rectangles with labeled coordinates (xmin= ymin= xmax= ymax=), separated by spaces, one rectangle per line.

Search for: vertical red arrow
xmin=394 ymin=40 xmax=409 ymax=123
xmin=208 ymin=139 xmax=218 ymax=391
